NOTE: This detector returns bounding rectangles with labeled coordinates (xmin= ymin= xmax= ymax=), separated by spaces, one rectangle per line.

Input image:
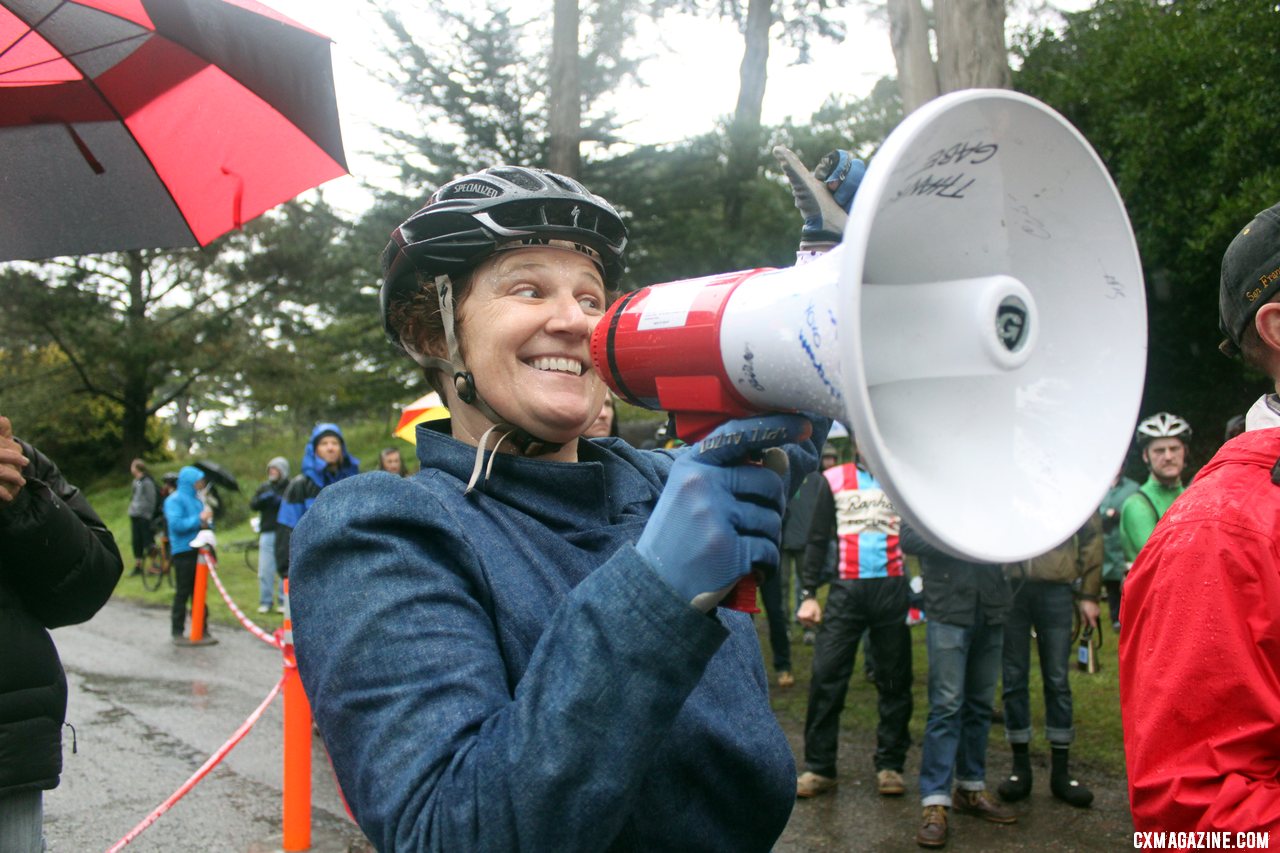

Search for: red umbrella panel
xmin=0 ymin=0 xmax=348 ymax=261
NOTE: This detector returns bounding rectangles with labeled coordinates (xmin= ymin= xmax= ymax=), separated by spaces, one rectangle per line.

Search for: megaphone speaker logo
xmin=996 ymin=296 xmax=1029 ymax=353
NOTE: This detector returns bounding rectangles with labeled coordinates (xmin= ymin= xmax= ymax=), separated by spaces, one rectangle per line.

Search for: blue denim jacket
xmin=291 ymin=424 xmax=823 ymax=852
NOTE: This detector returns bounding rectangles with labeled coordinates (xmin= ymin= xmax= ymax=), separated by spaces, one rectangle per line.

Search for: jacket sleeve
xmin=0 ymin=440 xmax=123 ymax=628
xmin=275 ymin=477 xmax=309 ymax=577
xmin=249 ymin=482 xmax=281 ymax=513
xmin=289 ymin=475 xmax=733 ymax=853
xmin=1121 ymin=518 xmax=1280 ymax=835
xmin=1076 ymin=514 xmax=1103 ymax=600
xmin=800 ymin=477 xmax=835 ymax=590
xmin=899 ymin=519 xmax=945 ymax=558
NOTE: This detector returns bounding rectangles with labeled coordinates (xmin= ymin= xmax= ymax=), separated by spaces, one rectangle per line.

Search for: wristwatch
xmin=800 ymin=588 xmax=817 ymax=602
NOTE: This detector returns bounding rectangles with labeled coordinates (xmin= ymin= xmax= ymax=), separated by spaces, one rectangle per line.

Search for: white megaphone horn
xmin=590 ymin=89 xmax=1147 ymax=567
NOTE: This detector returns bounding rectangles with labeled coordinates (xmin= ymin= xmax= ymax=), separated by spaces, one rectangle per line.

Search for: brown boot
xmin=916 ymin=804 xmax=948 ymax=848
xmin=952 ymin=788 xmax=1017 ymax=824
xmin=796 ymin=771 xmax=838 ymax=798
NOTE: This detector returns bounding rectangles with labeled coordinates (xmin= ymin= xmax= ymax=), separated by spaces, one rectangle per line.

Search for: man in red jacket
xmin=1120 ymin=202 xmax=1280 ymax=835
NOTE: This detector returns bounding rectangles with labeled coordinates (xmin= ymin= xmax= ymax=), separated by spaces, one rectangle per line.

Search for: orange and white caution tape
xmin=205 ymin=555 xmax=282 ymax=648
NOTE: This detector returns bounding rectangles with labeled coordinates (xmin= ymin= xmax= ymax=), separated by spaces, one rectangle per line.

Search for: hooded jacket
xmin=275 ymin=423 xmax=359 ymax=576
xmin=164 ymin=466 xmax=206 ymax=556
xmin=1120 ymin=427 xmax=1280 ymax=835
xmin=0 ymin=439 xmax=122 ymax=794
xmin=249 ymin=456 xmax=291 ymax=532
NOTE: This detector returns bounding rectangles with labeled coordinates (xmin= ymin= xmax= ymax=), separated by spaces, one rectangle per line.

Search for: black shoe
xmin=998 ymin=770 xmax=1032 ymax=802
xmin=1051 ymin=775 xmax=1094 ymax=807
xmin=1000 ymin=744 xmax=1032 ymax=801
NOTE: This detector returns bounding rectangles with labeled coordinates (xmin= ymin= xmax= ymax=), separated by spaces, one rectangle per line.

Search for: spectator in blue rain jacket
xmin=165 ymin=465 xmax=212 ymax=641
xmin=274 ymin=423 xmax=359 ymax=578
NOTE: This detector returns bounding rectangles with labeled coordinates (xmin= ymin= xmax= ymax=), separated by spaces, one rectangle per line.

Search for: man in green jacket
xmin=1120 ymin=413 xmax=1192 ymax=561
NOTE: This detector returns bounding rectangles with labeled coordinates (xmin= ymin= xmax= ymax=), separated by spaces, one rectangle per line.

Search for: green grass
xmin=763 ymin=580 xmax=1127 ymax=779
xmin=98 ymin=415 xmax=411 ymax=631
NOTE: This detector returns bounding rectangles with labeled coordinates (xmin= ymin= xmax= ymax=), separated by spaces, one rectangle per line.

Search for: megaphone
xmin=590 ymin=89 xmax=1146 ymax=566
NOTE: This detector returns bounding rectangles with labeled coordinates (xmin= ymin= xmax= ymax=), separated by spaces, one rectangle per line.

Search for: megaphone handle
xmin=725 ymin=574 xmax=760 ymax=614
xmin=723 ymin=445 xmax=788 ymax=614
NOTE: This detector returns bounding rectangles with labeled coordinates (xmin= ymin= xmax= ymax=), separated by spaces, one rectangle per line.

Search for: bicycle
xmin=227 ymin=537 xmax=259 ymax=573
xmin=140 ymin=534 xmax=173 ymax=591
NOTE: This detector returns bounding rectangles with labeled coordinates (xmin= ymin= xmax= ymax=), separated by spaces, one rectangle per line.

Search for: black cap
xmin=1219 ymin=202 xmax=1280 ymax=357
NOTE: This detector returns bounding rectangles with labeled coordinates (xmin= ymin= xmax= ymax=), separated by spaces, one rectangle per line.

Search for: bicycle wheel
xmin=141 ymin=547 xmax=165 ymax=591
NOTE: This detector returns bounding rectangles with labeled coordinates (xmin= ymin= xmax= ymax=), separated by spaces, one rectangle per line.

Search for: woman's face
xmin=449 ymin=247 xmax=607 ymax=448
xmin=583 ymin=394 xmax=615 ymax=439
xmin=381 ymin=451 xmax=403 ymax=474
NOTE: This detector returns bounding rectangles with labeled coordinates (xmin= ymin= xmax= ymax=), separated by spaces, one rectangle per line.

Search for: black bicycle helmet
xmin=379 ymin=165 xmax=628 ymax=340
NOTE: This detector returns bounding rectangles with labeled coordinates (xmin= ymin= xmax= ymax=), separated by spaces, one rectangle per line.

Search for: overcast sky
xmin=266 ymin=0 xmax=1089 ymax=214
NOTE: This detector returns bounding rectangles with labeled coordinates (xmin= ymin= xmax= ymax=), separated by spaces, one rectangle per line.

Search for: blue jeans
xmin=1001 ymin=580 xmax=1075 ymax=745
xmin=258 ymin=530 xmax=279 ymax=608
xmin=918 ymin=616 xmax=1004 ymax=806
xmin=0 ymin=789 xmax=44 ymax=853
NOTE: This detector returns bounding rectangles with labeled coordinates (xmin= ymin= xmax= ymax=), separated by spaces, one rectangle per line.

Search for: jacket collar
xmin=414 ymin=422 xmax=659 ymax=527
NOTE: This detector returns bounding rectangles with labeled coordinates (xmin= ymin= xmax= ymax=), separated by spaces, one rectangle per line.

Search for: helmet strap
xmin=430 ymin=274 xmax=563 ymax=465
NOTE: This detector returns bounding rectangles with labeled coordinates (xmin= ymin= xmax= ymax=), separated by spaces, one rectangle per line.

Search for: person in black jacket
xmin=0 ymin=415 xmax=123 ymax=852
xmin=903 ymin=521 xmax=1015 ymax=848
xmin=249 ymin=456 xmax=290 ymax=614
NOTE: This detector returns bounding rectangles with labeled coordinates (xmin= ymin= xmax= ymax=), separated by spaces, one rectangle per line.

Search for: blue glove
xmin=637 ymin=415 xmax=813 ymax=612
xmin=773 ymin=145 xmax=866 ymax=249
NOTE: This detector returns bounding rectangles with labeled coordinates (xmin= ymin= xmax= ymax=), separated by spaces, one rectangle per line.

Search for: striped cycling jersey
xmin=824 ymin=463 xmax=903 ymax=580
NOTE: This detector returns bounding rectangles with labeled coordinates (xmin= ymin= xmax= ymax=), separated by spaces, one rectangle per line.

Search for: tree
xmin=885 ymin=0 xmax=1011 ymax=114
xmin=0 ymin=197 xmax=353 ymax=467
xmin=592 ymin=78 xmax=902 ymax=286
xmin=1014 ymin=0 xmax=1280 ymax=462
xmin=549 ymin=0 xmax=583 ymax=175
xmin=370 ymin=0 xmax=644 ymax=189
xmin=656 ymin=0 xmax=853 ymax=225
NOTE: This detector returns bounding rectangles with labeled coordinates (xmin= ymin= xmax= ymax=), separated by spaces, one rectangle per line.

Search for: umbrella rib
xmin=4 ymin=0 xmax=198 ymax=247
xmin=1 ymin=31 xmax=148 ymax=79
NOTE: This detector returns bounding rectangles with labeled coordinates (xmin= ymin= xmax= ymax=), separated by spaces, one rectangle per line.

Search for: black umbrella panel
xmin=194 ymin=460 xmax=240 ymax=492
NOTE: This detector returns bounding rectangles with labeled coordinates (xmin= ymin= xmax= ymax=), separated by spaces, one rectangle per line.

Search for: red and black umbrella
xmin=0 ymin=0 xmax=349 ymax=262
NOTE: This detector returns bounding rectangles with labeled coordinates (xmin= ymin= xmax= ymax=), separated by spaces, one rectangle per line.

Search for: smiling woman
xmin=284 ymin=164 xmax=828 ymax=852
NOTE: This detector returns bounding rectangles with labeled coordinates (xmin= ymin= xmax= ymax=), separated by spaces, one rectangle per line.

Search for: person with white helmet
xmin=1120 ymin=202 xmax=1280 ymax=836
xmin=286 ymin=165 xmax=828 ymax=852
xmin=1118 ymin=412 xmax=1192 ymax=561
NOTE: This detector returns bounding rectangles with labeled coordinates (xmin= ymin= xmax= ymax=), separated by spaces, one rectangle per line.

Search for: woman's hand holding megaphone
xmin=637 ymin=415 xmax=812 ymax=613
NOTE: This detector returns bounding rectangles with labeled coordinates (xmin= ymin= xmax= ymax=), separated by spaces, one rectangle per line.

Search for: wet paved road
xmin=46 ymin=599 xmax=1131 ymax=851
xmin=45 ymin=599 xmax=369 ymax=852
